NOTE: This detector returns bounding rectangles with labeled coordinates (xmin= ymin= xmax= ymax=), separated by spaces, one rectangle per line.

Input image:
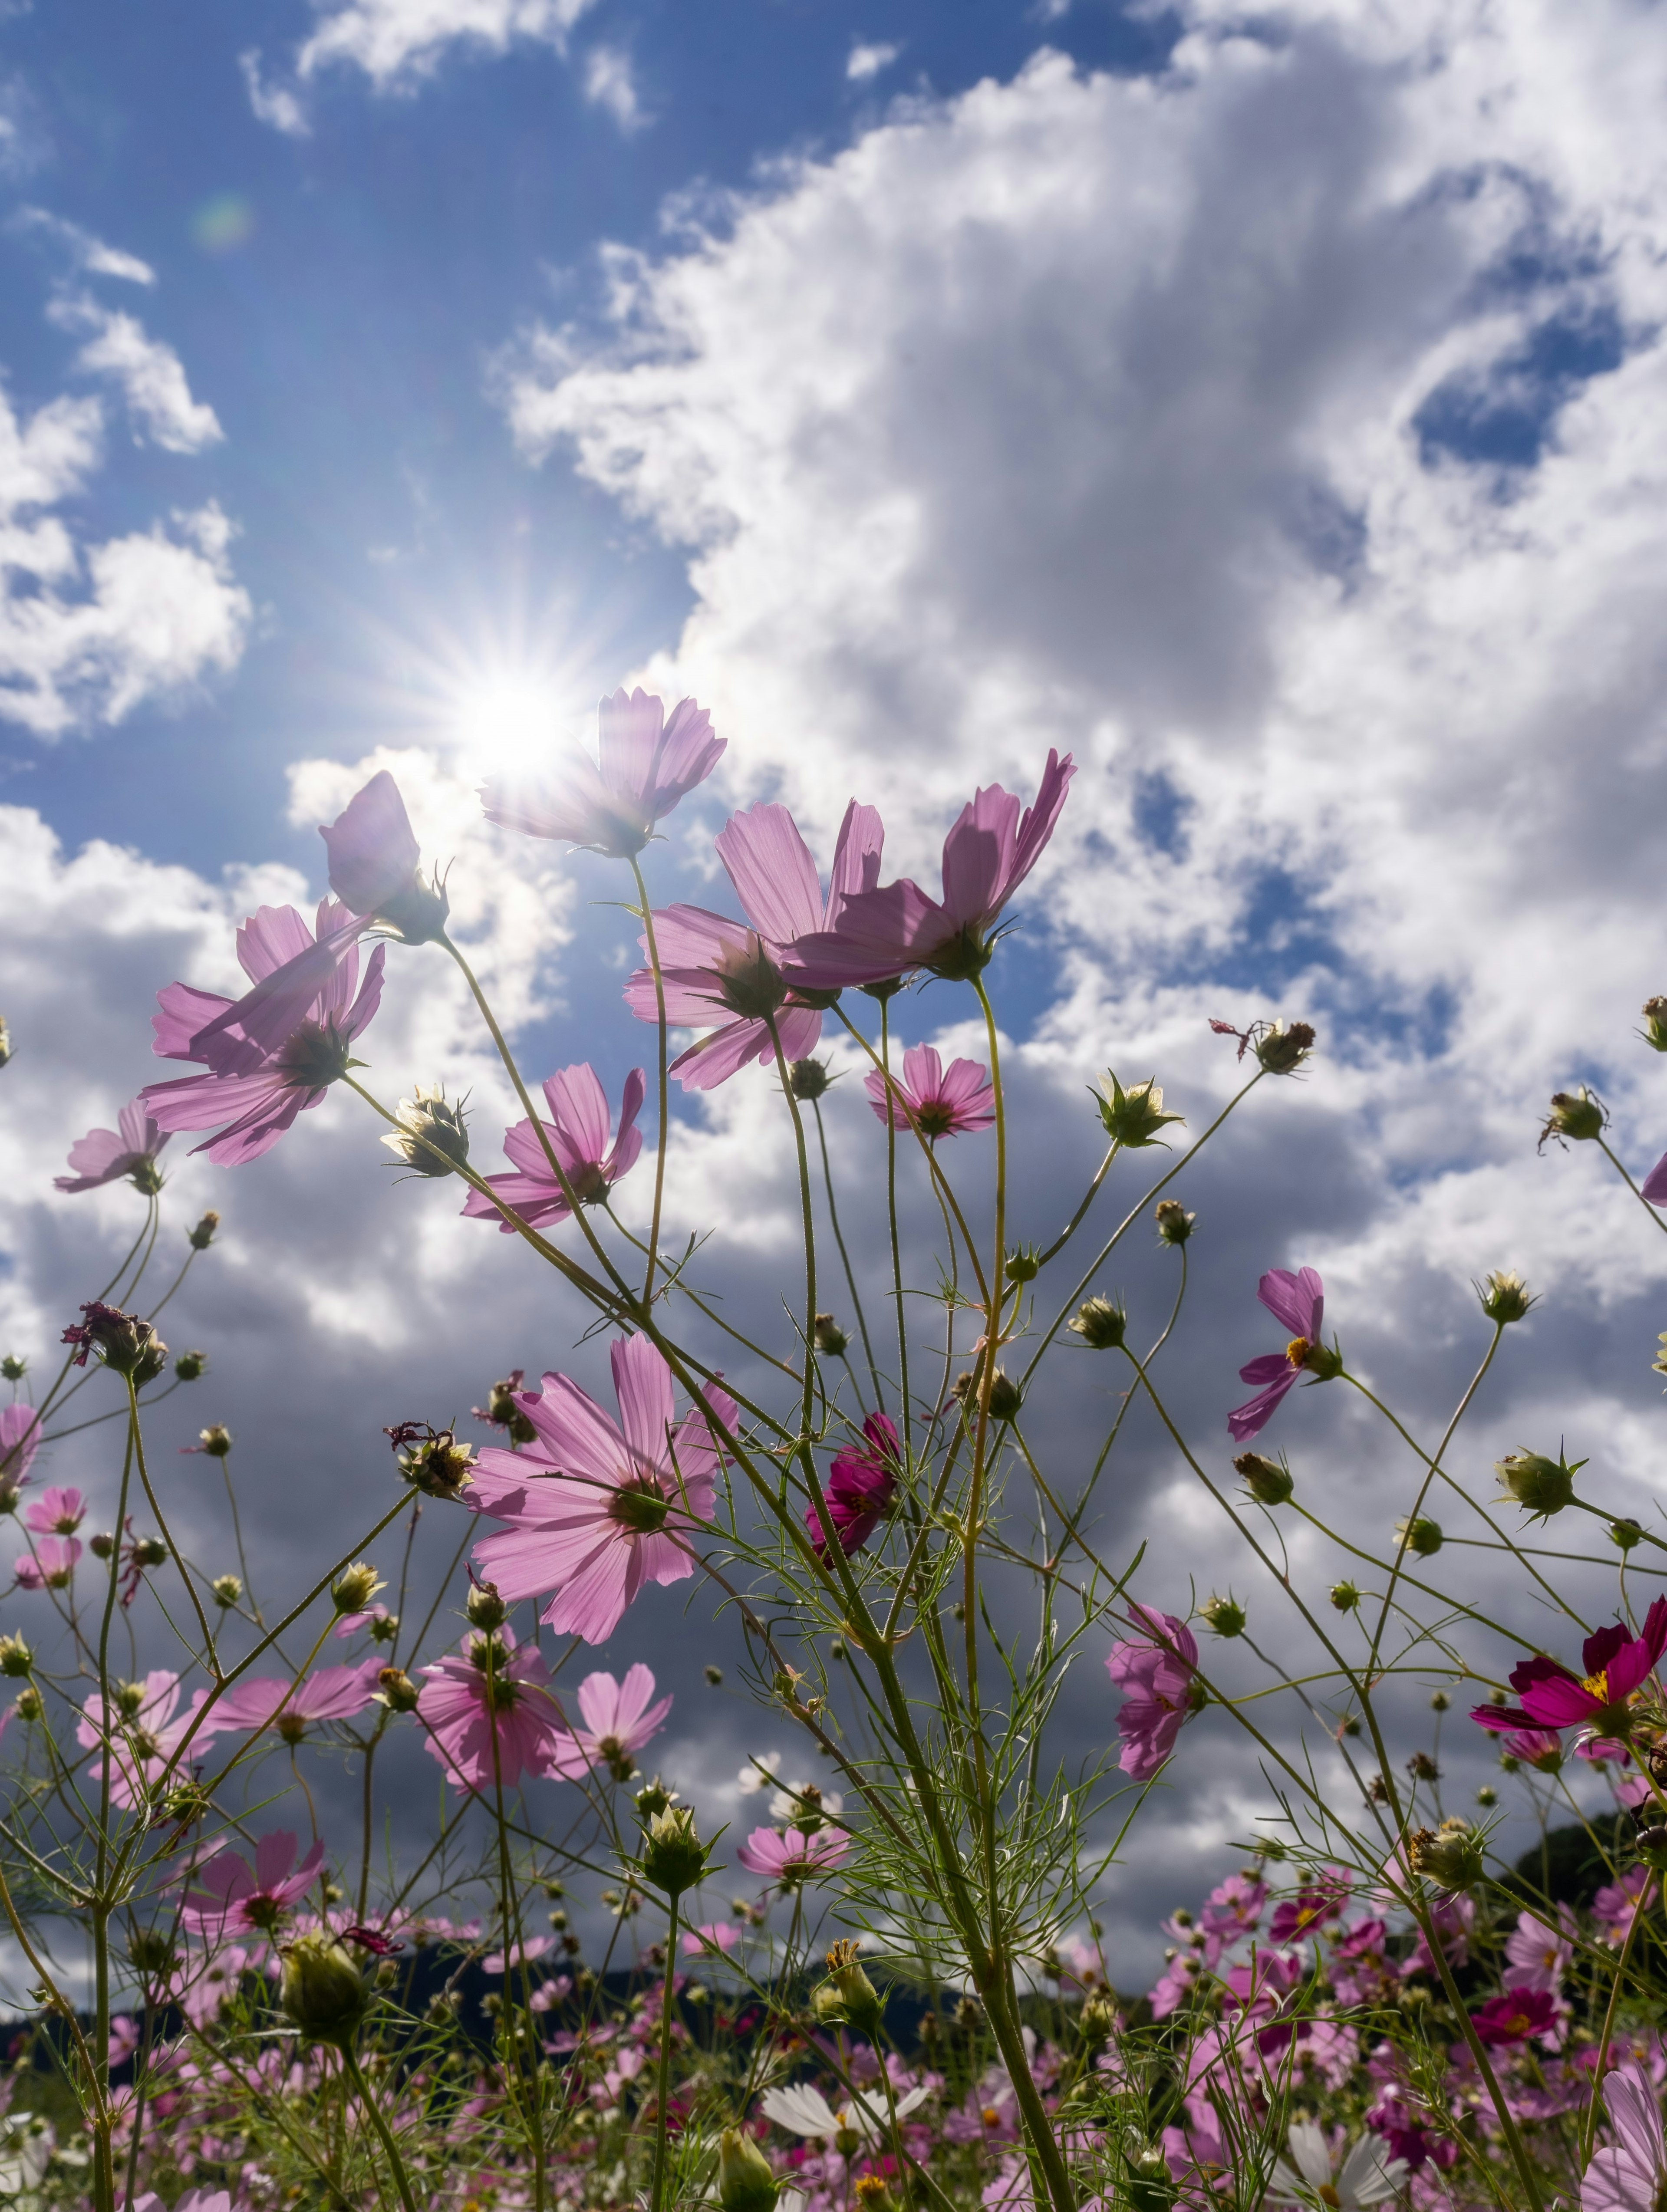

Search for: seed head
xmin=1641 ymin=998 xmax=1667 ymax=1053
xmin=280 ymin=1935 xmax=369 ymax=2046
xmin=812 ymin=1313 xmax=849 ymax=1357
xmin=196 ymin=1425 xmax=233 ymax=1459
xmin=382 ymin=1084 xmax=470 ymax=1178
xmin=638 ymin=1804 xmax=709 ymax=1897
xmin=0 ymin=1356 xmax=23 ymax=1383
xmin=1200 ymin=1594 xmax=1245 ymax=1638
xmin=1475 ymin=1784 xmax=1498 ymax=1808
xmin=1407 ymin=1819 xmax=1483 ymax=1892
xmin=88 ymin=1531 xmax=115 ymax=1559
xmin=1005 ymin=1245 xmax=1041 ymax=1284
xmin=386 ymin=1421 xmax=475 ymax=1499
xmin=788 ymin=1057 xmax=831 ymax=1102
xmin=1477 ymin=1271 xmax=1533 ymax=1326
xmin=377 ymin=1666 xmax=420 ymax=1713
xmin=1069 ymin=1297 xmax=1127 ymax=1350
xmin=173 ymin=1350 xmax=208 ymax=1382
xmin=1154 ymin=1199 xmax=1195 ymax=1247
xmin=1235 ymin=1452 xmax=1292 ymax=1506
xmin=61 ymin=1302 xmax=166 ymax=1382
xmin=704 ymin=1663 xmax=724 ymax=1685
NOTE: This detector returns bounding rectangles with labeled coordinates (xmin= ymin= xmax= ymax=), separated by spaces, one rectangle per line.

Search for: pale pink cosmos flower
xmin=545 ymin=1663 xmax=672 ymax=1781
xmin=481 ymin=687 xmax=724 ymax=860
xmin=142 ymin=900 xmax=385 ymax=1166
xmin=682 ymin=1922 xmax=739 ymax=1957
xmin=467 ymin=1334 xmax=735 ymax=1644
xmin=181 ymin=1831 xmax=326 ymax=1941
xmin=418 ymin=1626 xmax=570 ymax=1791
xmin=76 ymin=1671 xmax=207 ymax=1808
xmin=0 ymin=1403 xmax=43 ymax=1493
xmin=319 ymin=770 xmax=447 ymax=942
xmin=1505 ymin=1905 xmax=1576 ymax=1993
xmin=16 ymin=1536 xmax=79 ymax=1591
xmin=735 ymin=1825 xmax=849 ymax=1883
xmin=786 ymin=752 xmax=1074 ymax=990
xmin=463 ymin=1064 xmax=645 ymax=1233
xmin=1594 ymin=1866 xmax=1656 ymax=1945
xmin=55 ymin=1097 xmax=171 ymax=1195
xmin=624 ymin=798 xmax=883 ymax=1091
xmin=864 ymin=1045 xmax=994 ymax=1139
xmin=1227 ymin=1267 xmax=1328 ymax=1443
xmin=1106 ymin=1605 xmax=1199 ymax=1780
xmin=1585 ymin=2060 xmax=1667 ymax=2212
xmin=203 ymin=1657 xmax=381 ymax=1743
xmin=23 ymin=1486 xmax=85 ymax=1536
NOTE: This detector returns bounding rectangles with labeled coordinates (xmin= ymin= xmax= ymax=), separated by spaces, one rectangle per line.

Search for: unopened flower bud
xmin=812 ymin=1313 xmax=849 ymax=1357
xmin=1540 ymin=1086 xmax=1605 ymax=1149
xmin=0 ymin=1356 xmax=23 ymax=1382
xmin=1475 ymin=1784 xmax=1499 ymax=1808
xmin=813 ymin=1939 xmax=883 ymax=2037
xmin=987 ymin=1371 xmax=1022 ymax=1422
xmin=1641 ymin=998 xmax=1667 ymax=1052
xmin=0 ymin=1634 xmax=32 ymax=1679
xmin=382 ymin=1085 xmax=470 ymax=1178
xmin=211 ymin=1574 xmax=242 ymax=1610
xmin=788 ymin=1058 xmax=830 ymax=1102
xmin=132 ymin=1536 xmax=168 ymax=1568
xmin=1096 ymin=1073 xmax=1184 ymax=1149
xmin=704 ymin=1664 xmax=724 ymax=1685
xmin=1395 ymin=1517 xmax=1443 ymax=1557
xmin=173 ymin=1350 xmax=208 ymax=1382
xmin=1200 ymin=1594 xmax=1245 ymax=1638
xmin=1610 ymin=1518 xmax=1644 ymax=1552
xmin=1235 ymin=1452 xmax=1292 ymax=1506
xmin=1407 ymin=1820 xmax=1483 ymax=1891
xmin=196 ymin=1425 xmax=233 ymax=1458
xmin=333 ymin=1562 xmax=385 ymax=1616
xmin=1476 ymin=1271 xmax=1532 ymax=1326
xmin=1634 ymin=1825 xmax=1667 ymax=1870
xmin=127 ymin=1927 xmax=178 ymax=1979
xmin=1496 ymin=1449 xmax=1578 ymax=1520
xmin=0 ymin=1017 xmax=9 ymax=1070
xmin=0 ymin=1486 xmax=16 ymax=1518
xmin=88 ymin=1530 xmax=115 ymax=1559
xmin=377 ymin=1666 xmax=420 ymax=1713
xmin=1154 ymin=1199 xmax=1194 ymax=1247
xmin=717 ymin=2127 xmax=778 ymax=2212
xmin=1005 ymin=1245 xmax=1041 ymax=1284
xmin=1127 ymin=2145 xmax=1176 ymax=2212
xmin=1070 ymin=1297 xmax=1127 ymax=1350
xmin=1078 ymin=1994 xmax=1117 ymax=2048
xmin=280 ymin=1934 xmax=369 ymax=2046
xmin=1254 ymin=1021 xmax=1315 ymax=1075
xmin=188 ymin=1211 xmax=220 ymax=1251
xmin=13 ymin=1686 xmax=41 ymax=1724
xmin=1430 ymin=1691 xmax=1451 ymax=1712
xmin=634 ymin=1776 xmax=678 ymax=1820
xmin=639 ymin=1804 xmax=708 ymax=1896
xmin=465 ymin=1580 xmax=506 ymax=1630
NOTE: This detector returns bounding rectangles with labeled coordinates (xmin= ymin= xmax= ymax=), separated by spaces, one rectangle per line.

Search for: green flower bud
xmin=1005 ymin=1245 xmax=1041 ymax=1284
xmin=465 ymin=1580 xmax=506 ymax=1631
xmin=788 ymin=1058 xmax=831 ymax=1102
xmin=1395 ymin=1517 xmax=1443 ymax=1557
xmin=196 ymin=1425 xmax=233 ymax=1459
xmin=377 ymin=1666 xmax=420 ymax=1713
xmin=188 ymin=1211 xmax=220 ymax=1251
xmin=1330 ymin=1580 xmax=1360 ymax=1613
xmin=1078 ymin=1995 xmax=1117 ymax=2049
xmin=813 ymin=1939 xmax=884 ymax=2037
xmin=1475 ymin=1784 xmax=1498 ymax=1807
xmin=173 ymin=1350 xmax=208 ymax=1382
xmin=1096 ymin=1073 xmax=1184 ymax=1149
xmin=211 ymin=1574 xmax=242 ymax=1610
xmin=1154 ymin=1200 xmax=1195 ymax=1247
xmin=127 ymin=1927 xmax=178 ymax=1979
xmin=1539 ymin=1086 xmax=1605 ymax=1149
xmin=280 ymin=1935 xmax=369 ymax=2046
xmin=88 ymin=1530 xmax=115 ymax=1559
xmin=0 ymin=1356 xmax=24 ymax=1382
xmin=12 ymin=1686 xmax=41 ymax=1724
xmin=1477 ymin=1271 xmax=1533 ymax=1325
xmin=382 ymin=1084 xmax=470 ymax=1178
xmin=1407 ymin=1820 xmax=1483 ymax=1891
xmin=987 ymin=1371 xmax=1022 ymax=1422
xmin=1200 ymin=1595 xmax=1245 ymax=1638
xmin=1253 ymin=1020 xmax=1315 ymax=1075
xmin=813 ymin=1313 xmax=849 ymax=1356
xmin=1069 ymin=1297 xmax=1127 ymax=1350
xmin=132 ymin=1536 xmax=168 ymax=1569
xmin=1128 ymin=2146 xmax=1177 ymax=2212
xmin=639 ymin=1805 xmax=708 ymax=1897
xmin=1610 ymin=1518 xmax=1645 ymax=1552
xmin=63 ymin=1303 xmax=166 ymax=1381
xmin=1496 ymin=1450 xmax=1579 ymax=1520
xmin=1643 ymin=997 xmax=1667 ymax=1052
xmin=333 ymin=1561 xmax=384 ymax=1616
xmin=704 ymin=1664 xmax=724 ymax=1685
xmin=0 ymin=1634 xmax=32 ymax=1679
xmin=634 ymin=1776 xmax=678 ymax=1820
xmin=718 ymin=2128 xmax=778 ymax=2212
xmin=1235 ymin=1452 xmax=1292 ymax=1506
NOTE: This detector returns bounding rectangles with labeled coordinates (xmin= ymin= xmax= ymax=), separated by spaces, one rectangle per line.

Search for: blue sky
xmin=6 ymin=0 xmax=1667 ymax=1985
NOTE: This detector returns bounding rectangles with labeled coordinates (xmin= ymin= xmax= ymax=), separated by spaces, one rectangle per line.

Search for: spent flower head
xmin=333 ymin=1562 xmax=384 ymax=1616
xmin=382 ymin=1084 xmax=470 ymax=1177
xmin=1477 ymin=1269 xmax=1533 ymax=1324
xmin=188 ymin=1210 xmax=220 ymax=1250
xmin=61 ymin=1302 xmax=166 ymax=1382
xmin=1200 ymin=1594 xmax=1246 ymax=1638
xmin=1155 ymin=1198 xmax=1195 ymax=1246
xmin=1640 ymin=997 xmax=1667 ymax=1052
xmin=386 ymin=1420 xmax=475 ymax=1499
xmin=1236 ymin=1452 xmax=1293 ymax=1506
xmin=1539 ymin=1085 xmax=1606 ymax=1149
xmin=1070 ymin=1297 xmax=1127 ymax=1350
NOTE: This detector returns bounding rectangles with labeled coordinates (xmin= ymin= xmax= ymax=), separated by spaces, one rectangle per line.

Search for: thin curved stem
xmin=630 ymin=855 xmax=672 ymax=1305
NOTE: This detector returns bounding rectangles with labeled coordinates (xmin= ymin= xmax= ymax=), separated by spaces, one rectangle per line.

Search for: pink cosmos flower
xmin=142 ymin=900 xmax=385 ymax=1166
xmin=1268 ymin=1869 xmax=1351 ymax=1946
xmin=481 ymin=688 xmax=724 ymax=860
xmin=864 ymin=1045 xmax=994 ymax=1139
xmin=0 ymin=1403 xmax=43 ymax=1492
xmin=1585 ymin=2060 xmax=1667 ymax=2212
xmin=319 ymin=770 xmax=447 ymax=941
xmin=1644 ymin=1154 xmax=1667 ymax=1206
xmin=1470 ymin=1603 xmax=1667 ymax=1744
xmin=1594 ymin=1866 xmax=1656 ymax=1944
xmin=55 ymin=1097 xmax=171 ymax=1195
xmin=1505 ymin=1906 xmax=1576 ymax=1993
xmin=1501 ymin=1727 xmax=1565 ymax=1771
xmin=418 ymin=1626 xmax=570 ymax=1791
xmin=76 ymin=1671 xmax=206 ymax=1808
xmin=483 ymin=1934 xmax=553 ymax=1975
xmin=463 ymin=1064 xmax=645 ymax=1233
xmin=1227 ymin=1268 xmax=1331 ymax=1442
xmin=16 ymin=1536 xmax=79 ymax=1591
xmin=682 ymin=1922 xmax=739 ymax=1957
xmin=785 ymin=753 xmax=1075 ymax=989
xmin=204 ymin=1658 xmax=380 ymax=1743
xmin=624 ymin=799 xmax=883 ymax=1091
xmin=1106 ymin=1605 xmax=1199 ymax=1780
xmin=806 ymin=1412 xmax=903 ymax=1557
xmin=735 ymin=1825 xmax=849 ymax=1883
xmin=467 ymin=1334 xmax=735 ymax=1645
xmin=23 ymin=1487 xmax=85 ymax=1536
xmin=545 ymin=1663 xmax=672 ymax=1781
xmin=181 ymin=1831 xmax=326 ymax=1940
xmin=1200 ymin=1871 xmax=1266 ymax=1939
xmin=1470 ymin=1988 xmax=1560 ymax=2048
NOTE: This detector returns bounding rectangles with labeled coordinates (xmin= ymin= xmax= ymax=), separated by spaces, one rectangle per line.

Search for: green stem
xmin=339 ymin=2040 xmax=420 ymax=2212
xmin=813 ymin=1097 xmax=882 ymax=1408
xmin=651 ymin=1892 xmax=682 ymax=2212
xmin=630 ymin=855 xmax=672 ymax=1305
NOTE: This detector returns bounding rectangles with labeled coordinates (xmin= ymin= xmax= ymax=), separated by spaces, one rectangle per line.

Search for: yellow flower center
xmin=1583 ymin=1668 xmax=1611 ymax=1702
xmin=1285 ymin=1336 xmax=1311 ymax=1369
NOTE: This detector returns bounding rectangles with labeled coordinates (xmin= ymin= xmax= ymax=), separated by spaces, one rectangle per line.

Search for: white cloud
xmin=847 ymin=40 xmax=901 ymax=82
xmin=13 ymin=208 xmax=155 ymax=286
xmin=581 ymin=43 xmax=642 ymax=131
xmin=48 ymin=294 xmax=223 ymax=454
xmin=239 ymin=49 xmax=312 ymax=138
xmin=289 ymin=0 xmax=597 ymax=92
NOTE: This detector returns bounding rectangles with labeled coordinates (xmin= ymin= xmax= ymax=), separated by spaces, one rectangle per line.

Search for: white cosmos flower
xmin=737 ymin=1752 xmax=783 ymax=1793
xmin=760 ymin=2084 xmax=930 ymax=2139
xmin=770 ymin=1779 xmax=844 ymax=1822
xmin=1268 ymin=2123 xmax=1408 ymax=2210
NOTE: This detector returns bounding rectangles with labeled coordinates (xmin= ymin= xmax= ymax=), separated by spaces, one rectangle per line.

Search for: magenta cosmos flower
xmin=546 ymin=1663 xmax=672 ymax=1781
xmin=1469 ymin=1988 xmax=1559 ymax=2048
xmin=463 ymin=1063 xmax=645 ymax=1233
xmin=864 ymin=1044 xmax=994 ymax=1138
xmin=16 ymin=1537 xmax=79 ymax=1592
xmin=1227 ymin=1267 xmax=1337 ymax=1442
xmin=0 ymin=1404 xmax=43 ymax=1493
xmin=806 ymin=1412 xmax=903 ymax=1557
xmin=23 ymin=1486 xmax=85 ymax=1536
xmin=55 ymin=1097 xmax=171 ymax=1195
xmin=481 ymin=687 xmax=723 ymax=860
xmin=1106 ymin=1605 xmax=1200 ymax=1781
xmin=785 ymin=752 xmax=1074 ymax=990
xmin=1470 ymin=1603 xmax=1667 ymax=1746
xmin=418 ymin=1626 xmax=569 ymax=1791
xmin=142 ymin=900 xmax=385 ymax=1165
xmin=1268 ymin=1869 xmax=1351 ymax=1946
xmin=76 ymin=1671 xmax=208 ymax=1808
xmin=623 ymin=798 xmax=883 ymax=1091
xmin=735 ymin=1825 xmax=849 ymax=1883
xmin=467 ymin=1334 xmax=734 ymax=1644
xmin=1586 ymin=2061 xmax=1667 ymax=2212
xmin=181 ymin=1831 xmax=326 ymax=1940
xmin=203 ymin=1657 xmax=381 ymax=1743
